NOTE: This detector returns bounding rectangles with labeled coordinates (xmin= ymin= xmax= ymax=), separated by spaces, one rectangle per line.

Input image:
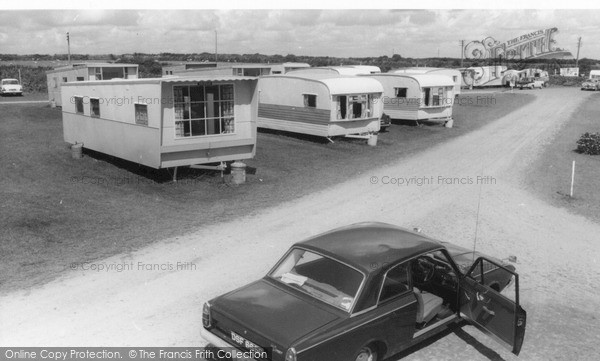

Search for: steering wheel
xmin=414 ymin=258 xmax=436 ymax=284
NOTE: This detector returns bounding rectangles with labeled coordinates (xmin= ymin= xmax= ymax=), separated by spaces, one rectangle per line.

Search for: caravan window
xmin=395 ymin=88 xmax=407 ymax=98
xmin=102 ymin=67 xmax=125 ymax=80
xmin=432 ymin=88 xmax=443 ymax=106
xmin=74 ymin=96 xmax=84 ymax=114
xmin=90 ymin=98 xmax=100 ymax=117
xmin=173 ymin=84 xmax=235 ymax=138
xmin=336 ymin=94 xmax=372 ymax=120
xmin=422 ymin=87 xmax=449 ymax=107
xmin=303 ymin=94 xmax=317 ymax=108
xmin=423 ymin=88 xmax=431 ymax=106
xmin=135 ymin=104 xmax=148 ymax=126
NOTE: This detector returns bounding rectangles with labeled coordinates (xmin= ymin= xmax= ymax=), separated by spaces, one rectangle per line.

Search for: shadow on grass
xmin=258 ymin=128 xmax=333 ymax=144
xmin=80 ymin=148 xmax=231 ymax=184
xmin=390 ymin=118 xmax=450 ymax=127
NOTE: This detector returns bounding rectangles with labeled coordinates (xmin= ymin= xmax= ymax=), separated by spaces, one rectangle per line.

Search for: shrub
xmin=0 ymin=65 xmax=51 ymax=93
xmin=548 ymin=75 xmax=584 ymax=87
xmin=576 ymin=132 xmax=600 ymax=155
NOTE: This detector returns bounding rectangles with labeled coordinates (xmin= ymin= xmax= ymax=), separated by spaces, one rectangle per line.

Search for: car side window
xmin=379 ymin=263 xmax=410 ymax=303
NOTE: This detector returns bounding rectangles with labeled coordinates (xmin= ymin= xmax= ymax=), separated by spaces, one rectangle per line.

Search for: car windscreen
xmin=2 ymin=80 xmax=19 ymax=85
xmin=269 ymin=248 xmax=364 ymax=312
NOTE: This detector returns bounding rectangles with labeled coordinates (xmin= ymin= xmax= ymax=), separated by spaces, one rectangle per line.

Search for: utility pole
xmin=575 ymin=37 xmax=582 ymax=68
xmin=66 ymin=32 xmax=71 ymax=64
xmin=215 ymin=30 xmax=218 ymax=63
xmin=459 ymin=40 xmax=464 ymax=67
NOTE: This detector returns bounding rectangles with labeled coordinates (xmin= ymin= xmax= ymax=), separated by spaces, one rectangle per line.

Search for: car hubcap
xmin=356 ymin=347 xmax=375 ymax=361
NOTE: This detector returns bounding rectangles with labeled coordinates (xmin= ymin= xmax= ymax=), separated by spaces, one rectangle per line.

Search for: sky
xmin=0 ymin=9 xmax=599 ymax=59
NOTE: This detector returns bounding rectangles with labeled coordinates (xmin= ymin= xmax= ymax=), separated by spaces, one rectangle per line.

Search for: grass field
xmin=0 ymin=92 xmax=533 ymax=292
xmin=525 ymin=91 xmax=600 ymax=224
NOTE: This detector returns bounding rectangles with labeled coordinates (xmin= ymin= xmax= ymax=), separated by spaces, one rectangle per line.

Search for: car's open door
xmin=459 ymin=257 xmax=526 ymax=355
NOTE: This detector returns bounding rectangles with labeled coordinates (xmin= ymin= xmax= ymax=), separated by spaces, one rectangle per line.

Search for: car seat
xmin=414 ymin=287 xmax=443 ymax=324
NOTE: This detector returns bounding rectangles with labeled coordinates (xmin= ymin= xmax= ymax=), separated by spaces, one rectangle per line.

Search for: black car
xmin=201 ymin=222 xmax=526 ymax=361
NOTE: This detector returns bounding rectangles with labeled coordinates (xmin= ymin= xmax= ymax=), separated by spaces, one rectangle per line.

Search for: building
xmin=46 ymin=63 xmax=139 ymax=106
xmin=60 ymin=76 xmax=258 ymax=175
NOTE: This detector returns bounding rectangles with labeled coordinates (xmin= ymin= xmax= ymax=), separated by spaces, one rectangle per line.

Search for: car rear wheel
xmin=355 ymin=346 xmax=378 ymax=361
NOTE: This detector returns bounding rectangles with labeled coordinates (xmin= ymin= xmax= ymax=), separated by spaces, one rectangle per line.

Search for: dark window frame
xmin=90 ymin=98 xmax=100 ymax=118
xmin=173 ymin=83 xmax=235 ymax=138
xmin=377 ymin=262 xmax=411 ymax=304
xmin=74 ymin=96 xmax=84 ymax=114
xmin=135 ymin=103 xmax=148 ymax=126
xmin=395 ymin=87 xmax=408 ymax=98
xmin=303 ymin=94 xmax=317 ymax=108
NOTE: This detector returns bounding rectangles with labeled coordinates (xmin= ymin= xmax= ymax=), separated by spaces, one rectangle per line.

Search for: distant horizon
xmin=1 ymin=52 xmax=595 ymax=62
xmin=0 ymin=10 xmax=598 ymax=59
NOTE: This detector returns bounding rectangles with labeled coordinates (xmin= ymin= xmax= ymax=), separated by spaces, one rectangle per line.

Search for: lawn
xmin=525 ymin=91 xmax=600 ymax=224
xmin=0 ymin=91 xmax=533 ymax=292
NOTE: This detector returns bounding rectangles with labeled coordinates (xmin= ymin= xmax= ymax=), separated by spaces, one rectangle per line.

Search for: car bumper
xmin=1 ymin=90 xmax=22 ymax=95
xmin=201 ymin=328 xmax=259 ymax=361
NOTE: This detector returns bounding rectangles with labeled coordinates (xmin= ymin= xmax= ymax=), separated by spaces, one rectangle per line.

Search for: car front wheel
xmin=355 ymin=346 xmax=378 ymax=361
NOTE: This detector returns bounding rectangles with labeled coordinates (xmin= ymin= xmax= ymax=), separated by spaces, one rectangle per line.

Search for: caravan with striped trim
xmin=257 ymin=74 xmax=384 ymax=139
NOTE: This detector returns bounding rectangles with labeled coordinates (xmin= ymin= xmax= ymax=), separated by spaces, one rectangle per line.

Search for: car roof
xmin=297 ymin=222 xmax=443 ymax=274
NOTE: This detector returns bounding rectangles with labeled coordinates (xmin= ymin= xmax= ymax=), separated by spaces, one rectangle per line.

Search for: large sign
xmin=560 ymin=67 xmax=579 ymax=77
xmin=464 ymin=28 xmax=572 ymax=60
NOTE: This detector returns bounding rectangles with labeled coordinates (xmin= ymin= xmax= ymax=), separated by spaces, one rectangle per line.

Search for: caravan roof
xmin=278 ymin=73 xmax=383 ymax=95
xmin=391 ymin=67 xmax=438 ymax=74
xmin=288 ymin=66 xmax=380 ymax=76
xmin=366 ymin=73 xmax=454 ymax=88
xmin=350 ymin=65 xmax=381 ymax=74
xmin=62 ymin=75 xmax=257 ymax=86
xmin=46 ymin=62 xmax=139 ymax=74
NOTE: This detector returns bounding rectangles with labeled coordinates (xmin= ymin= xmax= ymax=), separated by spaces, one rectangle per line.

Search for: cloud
xmin=0 ymin=9 xmax=598 ymax=59
xmin=408 ymin=10 xmax=436 ymax=25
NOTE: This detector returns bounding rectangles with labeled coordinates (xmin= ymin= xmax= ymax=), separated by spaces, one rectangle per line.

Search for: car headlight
xmin=202 ymin=302 xmax=212 ymax=328
xmin=285 ymin=347 xmax=297 ymax=361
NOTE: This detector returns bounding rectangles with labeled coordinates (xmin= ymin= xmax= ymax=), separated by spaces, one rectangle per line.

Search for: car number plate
xmin=231 ymin=331 xmax=263 ymax=351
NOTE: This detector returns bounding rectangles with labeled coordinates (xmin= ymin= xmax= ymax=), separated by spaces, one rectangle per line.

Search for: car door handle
xmin=482 ymin=306 xmax=495 ymax=316
xmin=476 ymin=292 xmax=491 ymax=303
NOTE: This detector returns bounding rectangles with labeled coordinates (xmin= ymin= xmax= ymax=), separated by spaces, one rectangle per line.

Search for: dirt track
xmin=1 ymin=88 xmax=599 ymax=360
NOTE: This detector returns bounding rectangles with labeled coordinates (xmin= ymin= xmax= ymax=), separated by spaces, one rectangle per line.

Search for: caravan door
xmin=460 ymin=257 xmax=527 ymax=355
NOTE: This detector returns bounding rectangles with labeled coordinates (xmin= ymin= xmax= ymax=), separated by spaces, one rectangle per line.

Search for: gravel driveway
xmin=1 ymin=88 xmax=598 ymax=361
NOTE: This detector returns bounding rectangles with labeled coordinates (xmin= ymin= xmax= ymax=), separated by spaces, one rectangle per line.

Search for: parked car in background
xmin=201 ymin=222 xmax=526 ymax=361
xmin=518 ymin=77 xmax=544 ymax=89
xmin=0 ymin=78 xmax=23 ymax=96
xmin=581 ymin=79 xmax=600 ymax=91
